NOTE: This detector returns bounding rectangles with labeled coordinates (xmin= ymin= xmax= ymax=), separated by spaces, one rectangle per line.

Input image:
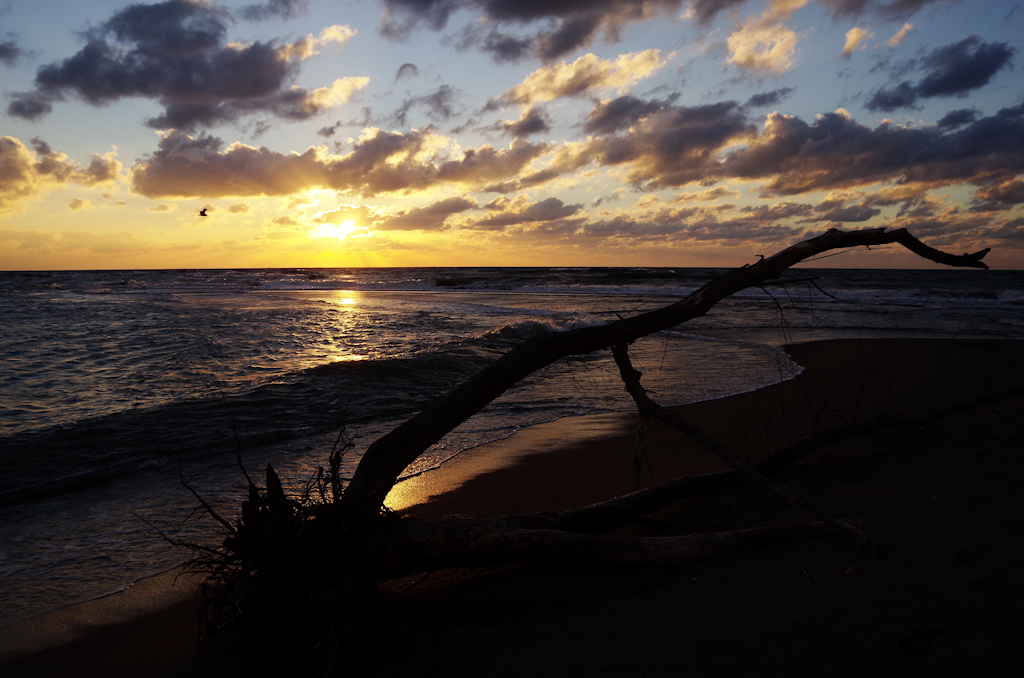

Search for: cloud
xmin=276 ymin=25 xmax=358 ymax=61
xmin=238 ymin=0 xmax=311 ymax=21
xmin=395 ymin=62 xmax=419 ymax=81
xmin=468 ymin=195 xmax=582 ymax=230
xmin=866 ymin=36 xmax=1015 ymax=111
xmin=374 ymin=196 xmax=477 ymax=231
xmin=821 ymin=0 xmax=957 ymax=21
xmin=866 ymin=81 xmax=918 ymax=111
xmin=807 ymin=192 xmax=882 ymax=221
xmin=0 ymin=136 xmax=121 ymax=212
xmin=6 ymin=94 xmax=54 ymax=121
xmin=688 ymin=0 xmax=751 ymax=25
xmin=885 ymin=22 xmax=913 ymax=47
xmin=494 ymin=50 xmax=666 ymax=108
xmin=726 ymin=0 xmax=808 ymax=75
xmin=228 ymin=202 xmax=251 ymax=213
xmin=148 ymin=203 xmax=174 ymax=212
xmin=0 ymin=39 xmax=24 ymax=66
xmin=915 ymin=37 xmax=1015 ymax=97
xmin=7 ymin=1 xmax=365 ymax=130
xmin=668 ymin=186 xmax=740 ymax=202
xmin=841 ymin=26 xmax=873 ymax=58
xmin=452 ymin=25 xmax=535 ymax=63
xmin=717 ymin=105 xmax=1024 ymax=195
xmin=936 ymin=108 xmax=976 ymax=128
xmin=380 ymin=0 xmax=685 ymax=61
xmin=498 ymin=107 xmax=553 ymax=137
xmin=394 ymin=84 xmax=460 ymax=125
xmin=584 ymin=94 xmax=675 ymax=134
xmin=130 ymin=128 xmax=550 ymax=198
xmin=972 ymin=178 xmax=1024 ymax=206
xmin=68 ymin=198 xmax=94 ymax=211
xmin=530 ymin=100 xmax=1024 ymax=202
xmin=582 ymin=100 xmax=758 ymax=188
xmin=745 ymin=87 xmax=795 ymax=108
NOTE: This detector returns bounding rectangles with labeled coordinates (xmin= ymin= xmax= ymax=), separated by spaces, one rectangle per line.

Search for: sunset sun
xmin=311 ymin=219 xmax=359 ymax=240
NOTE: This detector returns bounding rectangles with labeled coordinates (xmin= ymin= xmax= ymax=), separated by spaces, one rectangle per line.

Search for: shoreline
xmin=3 ymin=336 xmax=1024 ymax=676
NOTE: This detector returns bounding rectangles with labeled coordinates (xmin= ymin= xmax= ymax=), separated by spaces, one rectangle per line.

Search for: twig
xmin=611 ymin=343 xmax=888 ymax=559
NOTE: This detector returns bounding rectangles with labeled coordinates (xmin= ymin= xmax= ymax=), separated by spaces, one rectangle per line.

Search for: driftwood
xmin=342 ymin=227 xmax=989 ymax=512
xmin=192 ymin=227 xmax=995 ymax=651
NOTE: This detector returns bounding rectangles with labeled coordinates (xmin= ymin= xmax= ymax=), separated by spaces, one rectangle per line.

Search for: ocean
xmin=1 ymin=266 xmax=1022 ymax=628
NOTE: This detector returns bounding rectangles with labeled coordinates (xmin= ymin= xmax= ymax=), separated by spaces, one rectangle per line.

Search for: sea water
xmin=1 ymin=266 xmax=1022 ymax=627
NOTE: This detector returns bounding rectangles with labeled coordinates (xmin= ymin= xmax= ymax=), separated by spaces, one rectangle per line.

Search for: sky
xmin=1 ymin=0 xmax=1022 ymax=270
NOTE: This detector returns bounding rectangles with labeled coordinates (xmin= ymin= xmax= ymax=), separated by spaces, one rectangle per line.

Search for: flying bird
xmin=199 ymin=208 xmax=208 ymax=217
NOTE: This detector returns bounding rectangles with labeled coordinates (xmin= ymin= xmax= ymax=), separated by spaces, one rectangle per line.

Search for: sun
xmin=311 ymin=219 xmax=358 ymax=240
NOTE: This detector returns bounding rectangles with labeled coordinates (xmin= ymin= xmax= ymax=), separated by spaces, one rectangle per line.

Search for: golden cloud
xmin=0 ymin=137 xmax=122 ymax=212
xmin=502 ymin=50 xmax=666 ymax=105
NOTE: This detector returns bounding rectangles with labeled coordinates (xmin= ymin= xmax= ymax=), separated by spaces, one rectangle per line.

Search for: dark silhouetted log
xmin=343 ymin=228 xmax=990 ymax=513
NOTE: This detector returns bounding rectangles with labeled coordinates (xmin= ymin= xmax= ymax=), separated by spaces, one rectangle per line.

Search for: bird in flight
xmin=199 ymin=208 xmax=208 ymax=217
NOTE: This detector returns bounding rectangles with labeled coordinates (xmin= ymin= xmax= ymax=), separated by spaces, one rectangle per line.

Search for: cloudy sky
xmin=2 ymin=0 xmax=1022 ymax=269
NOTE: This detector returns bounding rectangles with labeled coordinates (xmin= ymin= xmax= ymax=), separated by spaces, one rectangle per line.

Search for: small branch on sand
xmin=610 ymin=343 xmax=887 ymax=559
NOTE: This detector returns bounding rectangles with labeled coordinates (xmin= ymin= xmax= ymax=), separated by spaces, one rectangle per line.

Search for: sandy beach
xmin=2 ymin=337 xmax=1023 ymax=677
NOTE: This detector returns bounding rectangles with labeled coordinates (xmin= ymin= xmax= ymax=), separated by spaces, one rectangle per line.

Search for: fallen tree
xmin=188 ymin=227 xmax=997 ymax=661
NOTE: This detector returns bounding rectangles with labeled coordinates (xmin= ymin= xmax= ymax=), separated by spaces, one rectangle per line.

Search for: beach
xmin=2 ymin=337 xmax=1023 ymax=677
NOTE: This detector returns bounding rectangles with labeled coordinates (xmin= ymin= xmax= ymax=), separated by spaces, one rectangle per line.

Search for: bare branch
xmin=611 ymin=344 xmax=888 ymax=559
xmin=344 ymin=228 xmax=990 ymax=512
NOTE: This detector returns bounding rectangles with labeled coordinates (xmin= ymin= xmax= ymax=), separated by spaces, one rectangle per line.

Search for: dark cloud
xmin=916 ymin=37 xmax=1015 ymax=98
xmin=318 ymin=122 xmax=343 ymax=138
xmin=936 ymin=108 xmax=977 ymax=128
xmin=394 ymin=85 xmax=460 ymax=126
xmin=688 ymin=0 xmax=748 ymax=25
xmin=807 ymin=195 xmax=882 ymax=222
xmin=238 ymin=0 xmax=311 ymax=21
xmin=317 ymin=108 xmax=377 ymax=138
xmin=972 ymin=179 xmax=1024 ymax=207
xmin=380 ymin=0 xmax=686 ymax=61
xmin=738 ymin=201 xmax=814 ymax=221
xmin=988 ymin=216 xmax=1024 ymax=241
xmin=374 ymin=196 xmax=477 ymax=231
xmin=0 ymin=40 xmax=24 ymax=66
xmin=6 ymin=94 xmax=53 ymax=121
xmin=480 ymin=167 xmax=561 ymax=193
xmin=536 ymin=14 xmax=604 ymax=62
xmin=499 ymin=107 xmax=552 ymax=137
xmin=718 ymin=106 xmax=1024 ymax=195
xmin=866 ymin=37 xmax=1015 ymax=112
xmin=574 ymin=210 xmax=801 ymax=244
xmin=866 ymin=81 xmax=919 ymax=111
xmin=745 ymin=88 xmax=795 ymax=108
xmin=9 ymin=0 xmax=363 ymax=130
xmin=821 ymin=0 xmax=961 ymax=21
xmin=477 ymin=29 xmax=535 ymax=63
xmin=395 ymin=62 xmax=419 ymax=81
xmin=584 ymin=95 xmax=675 ymax=134
xmin=585 ymin=100 xmax=756 ymax=187
xmin=469 ymin=196 xmax=581 ymax=230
